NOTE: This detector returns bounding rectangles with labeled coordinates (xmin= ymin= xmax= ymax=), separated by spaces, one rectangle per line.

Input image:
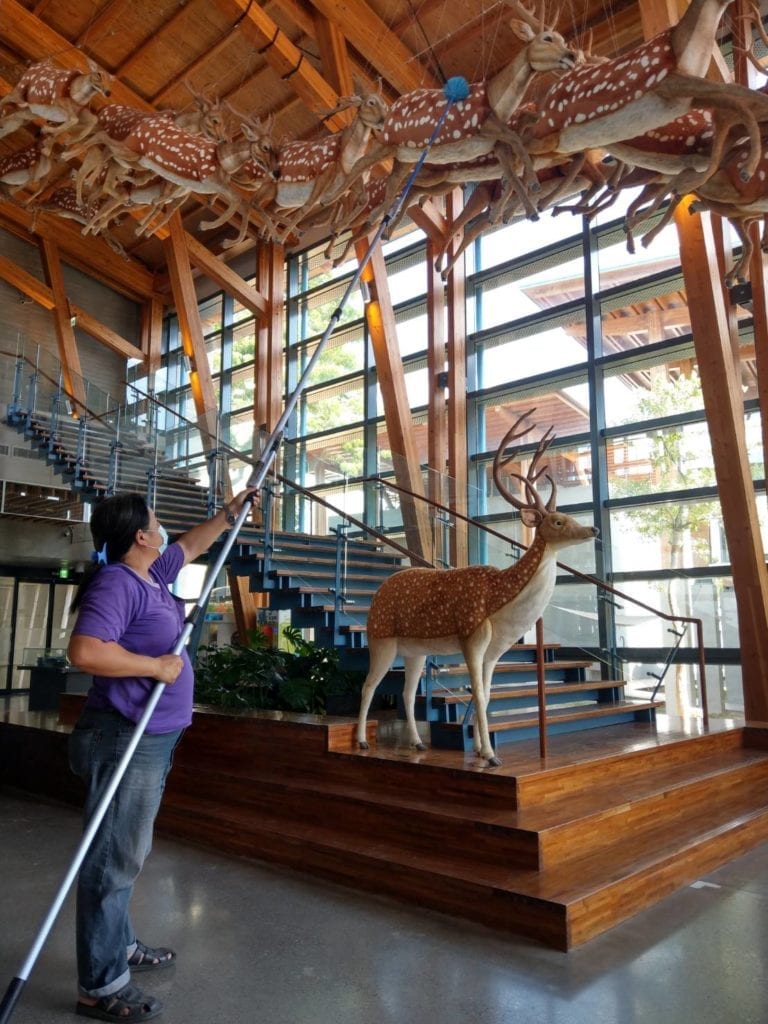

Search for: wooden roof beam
xmin=0 ymin=252 xmax=145 ymax=362
xmin=0 ymin=203 xmax=158 ymax=303
xmin=212 ymin=0 xmax=348 ymax=129
xmin=304 ymin=0 xmax=437 ymax=93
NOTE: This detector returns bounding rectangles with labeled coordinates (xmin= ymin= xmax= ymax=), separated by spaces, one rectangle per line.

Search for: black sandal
xmin=76 ymin=982 xmax=163 ymax=1021
xmin=127 ymin=941 xmax=176 ymax=972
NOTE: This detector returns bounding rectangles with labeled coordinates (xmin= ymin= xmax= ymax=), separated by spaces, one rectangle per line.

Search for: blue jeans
xmin=68 ymin=708 xmax=182 ymax=998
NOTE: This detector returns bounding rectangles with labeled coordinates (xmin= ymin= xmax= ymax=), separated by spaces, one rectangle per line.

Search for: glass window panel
xmin=386 ymin=251 xmax=427 ymax=305
xmin=13 ymin=583 xmax=50 ymax=690
xmin=474 ymin=259 xmax=585 ymax=335
xmin=476 ymin=310 xmax=588 ymax=387
xmin=622 ymin=661 xmax=704 ymax=716
xmin=298 ymin=280 xmax=364 ymax=336
xmin=230 ymin=365 xmax=255 ymax=412
xmin=51 ymin=583 xmax=78 ymax=650
xmin=543 ymin=582 xmax=601 ymax=647
xmin=205 ymin=333 xmax=222 ymax=375
xmin=199 ymin=295 xmax=223 ymax=335
xmin=610 ymin=496 xmax=726 ymax=572
xmin=232 ymin=319 xmax=256 ymax=368
xmin=395 ymin=307 xmax=430 ymax=357
xmin=479 ymin=388 xmax=590 ymax=455
xmin=305 ymin=331 xmax=366 ymax=378
xmin=302 ymin=377 xmax=364 ymax=435
xmin=611 ymin=575 xmax=735 ymax=651
xmin=300 ymin=426 xmax=365 ymax=482
xmin=477 ymin=210 xmax=582 ymax=274
xmin=596 ymin=194 xmax=682 ymax=291
xmin=607 ymin=421 xmax=715 ymax=500
xmin=599 ymin=273 xmax=689 ymax=353
xmin=603 ymin=356 xmax=708 ymax=427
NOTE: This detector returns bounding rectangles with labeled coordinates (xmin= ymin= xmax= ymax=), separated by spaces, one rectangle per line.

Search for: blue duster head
xmin=443 ymin=76 xmax=470 ymax=102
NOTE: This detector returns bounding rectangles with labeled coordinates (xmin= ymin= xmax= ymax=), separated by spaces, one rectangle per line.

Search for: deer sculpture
xmin=523 ymin=0 xmax=768 ymax=186
xmin=0 ymin=57 xmax=111 ymax=150
xmin=356 ymin=411 xmax=598 ymax=768
xmin=320 ymin=0 xmax=579 ymax=224
xmin=64 ymin=109 xmax=278 ymax=239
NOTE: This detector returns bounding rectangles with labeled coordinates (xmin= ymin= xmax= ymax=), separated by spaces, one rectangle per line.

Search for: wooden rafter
xmin=211 ymin=0 xmax=348 ymax=129
xmin=0 ymin=203 xmax=158 ymax=303
xmin=305 ymin=0 xmax=437 ymax=93
xmin=0 ymin=251 xmax=145 ymax=362
xmin=163 ymin=211 xmax=221 ymax=444
xmin=38 ymin=237 xmax=86 ymax=407
xmin=312 ymin=10 xmax=354 ymax=96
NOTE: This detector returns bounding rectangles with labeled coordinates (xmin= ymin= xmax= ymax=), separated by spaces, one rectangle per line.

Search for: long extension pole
xmin=0 ymin=75 xmax=470 ymax=1024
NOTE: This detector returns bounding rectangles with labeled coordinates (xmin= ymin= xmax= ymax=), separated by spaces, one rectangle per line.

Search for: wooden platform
xmin=2 ymin=695 xmax=768 ymax=950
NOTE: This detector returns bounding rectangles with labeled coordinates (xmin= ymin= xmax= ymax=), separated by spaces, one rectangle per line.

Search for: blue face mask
xmin=145 ymin=525 xmax=169 ymax=555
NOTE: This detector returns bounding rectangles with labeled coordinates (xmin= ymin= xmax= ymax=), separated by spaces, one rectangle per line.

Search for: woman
xmin=67 ymin=488 xmax=255 ymax=1022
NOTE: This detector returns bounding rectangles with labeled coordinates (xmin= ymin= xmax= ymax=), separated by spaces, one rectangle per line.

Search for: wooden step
xmin=436 ymin=659 xmax=594 ymax=677
xmin=425 ymin=679 xmax=627 ymax=706
xmin=484 ymin=699 xmax=662 ymax=731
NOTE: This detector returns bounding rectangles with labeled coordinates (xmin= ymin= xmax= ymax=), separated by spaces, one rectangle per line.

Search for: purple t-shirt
xmin=72 ymin=542 xmax=193 ymax=733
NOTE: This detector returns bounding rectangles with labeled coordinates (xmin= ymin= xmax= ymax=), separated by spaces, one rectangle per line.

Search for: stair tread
xmin=424 ymin=679 xmax=628 ymax=705
xmin=482 ymin=699 xmax=663 ymax=731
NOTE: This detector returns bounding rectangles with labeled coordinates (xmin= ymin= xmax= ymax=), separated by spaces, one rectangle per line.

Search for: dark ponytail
xmin=71 ymin=493 xmax=151 ymax=612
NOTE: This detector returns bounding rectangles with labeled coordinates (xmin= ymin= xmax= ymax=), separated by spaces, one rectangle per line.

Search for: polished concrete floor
xmin=1 ymin=787 xmax=767 ymax=1024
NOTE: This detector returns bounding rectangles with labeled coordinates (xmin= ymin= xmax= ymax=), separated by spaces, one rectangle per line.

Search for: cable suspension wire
xmin=0 ymin=72 xmax=471 ymax=1024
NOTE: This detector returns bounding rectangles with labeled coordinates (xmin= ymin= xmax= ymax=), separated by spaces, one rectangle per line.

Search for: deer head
xmin=504 ymin=0 xmax=578 ymax=76
xmin=493 ymin=409 xmax=598 ymax=547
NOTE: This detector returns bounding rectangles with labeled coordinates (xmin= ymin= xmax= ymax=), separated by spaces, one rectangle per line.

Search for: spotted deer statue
xmin=356 ymin=411 xmax=598 ymax=768
xmin=0 ymin=57 xmax=111 ymax=149
xmin=320 ymin=0 xmax=579 ymax=220
xmin=523 ymin=0 xmax=768 ymax=184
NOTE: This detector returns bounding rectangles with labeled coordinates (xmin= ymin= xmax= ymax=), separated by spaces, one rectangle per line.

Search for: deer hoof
xmin=358 ymin=740 xmax=369 ymax=751
xmin=739 ymin=166 xmax=750 ymax=183
xmin=415 ymin=742 xmax=428 ymax=752
xmin=486 ymin=755 xmax=502 ymax=768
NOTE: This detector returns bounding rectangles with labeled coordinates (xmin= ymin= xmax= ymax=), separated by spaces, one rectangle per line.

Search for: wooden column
xmin=675 ymin=200 xmax=768 ymax=723
xmin=38 ymin=237 xmax=86 ymax=408
xmin=446 ymin=189 xmax=469 ymax=568
xmin=355 ymin=239 xmax=431 ymax=563
xmin=426 ymin=217 xmax=449 ymax=510
xmin=142 ymin=296 xmax=164 ymax=375
xmin=732 ymin=0 xmax=768 ymax=489
xmin=163 ymin=212 xmax=220 ymax=447
xmin=255 ymin=241 xmax=285 ymax=439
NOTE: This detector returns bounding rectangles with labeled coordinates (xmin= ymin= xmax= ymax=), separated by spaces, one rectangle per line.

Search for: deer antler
xmin=503 ymin=0 xmax=548 ymax=32
xmin=492 ymin=409 xmax=557 ymax=518
xmin=735 ymin=2 xmax=768 ymax=77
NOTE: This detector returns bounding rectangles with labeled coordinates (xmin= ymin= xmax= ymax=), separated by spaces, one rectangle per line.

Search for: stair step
xmin=484 ymin=699 xmax=662 ymax=731
xmin=425 ymin=679 xmax=626 ymax=706
xmin=158 ymin=752 xmax=768 ymax=950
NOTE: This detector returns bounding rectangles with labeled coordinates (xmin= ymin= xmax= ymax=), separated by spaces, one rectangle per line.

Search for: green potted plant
xmin=193 ymin=627 xmax=365 ymax=716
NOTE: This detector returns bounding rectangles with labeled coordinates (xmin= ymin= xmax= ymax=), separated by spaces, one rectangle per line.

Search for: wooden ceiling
xmin=0 ymin=0 xmax=740 ymax=302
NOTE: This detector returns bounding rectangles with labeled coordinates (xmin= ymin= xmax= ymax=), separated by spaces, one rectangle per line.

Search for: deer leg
xmin=462 ymin=622 xmax=500 ymax=767
xmin=723 ymin=219 xmax=754 ymax=287
xmin=402 ymin=655 xmax=428 ymax=750
xmin=639 ymin=193 xmax=684 ymax=251
xmin=356 ymin=638 xmax=398 ymax=749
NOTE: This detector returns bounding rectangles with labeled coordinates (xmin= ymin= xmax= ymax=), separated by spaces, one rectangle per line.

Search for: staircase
xmin=4 ymin=354 xmax=663 ymax=752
